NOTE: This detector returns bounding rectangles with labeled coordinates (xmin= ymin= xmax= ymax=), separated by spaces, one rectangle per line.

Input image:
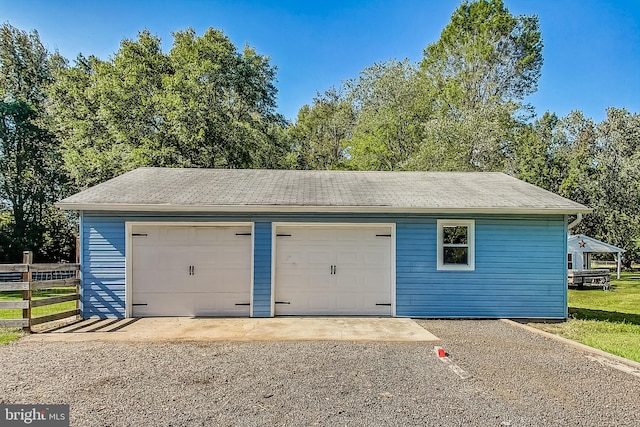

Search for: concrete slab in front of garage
xmin=24 ymin=317 xmax=439 ymax=343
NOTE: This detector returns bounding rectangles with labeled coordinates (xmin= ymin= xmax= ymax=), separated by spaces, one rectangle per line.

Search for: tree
xmin=0 ymin=101 xmax=68 ymax=261
xmin=50 ymin=28 xmax=288 ymax=189
xmin=288 ymin=88 xmax=354 ymax=170
xmin=0 ymin=24 xmax=52 ymax=107
xmin=579 ymin=108 xmax=640 ymax=266
xmin=0 ymin=23 xmax=72 ymax=262
xmin=95 ymin=30 xmax=174 ymax=168
xmin=550 ymin=111 xmax=597 ymax=201
xmin=399 ymin=0 xmax=543 ymax=172
xmin=512 ymin=108 xmax=640 ymax=266
xmin=346 ymin=60 xmax=426 ymax=170
xmin=514 ymin=111 xmax=597 ymax=195
xmin=165 ymin=28 xmax=285 ymax=169
xmin=420 ymin=0 xmax=543 ymax=110
xmin=407 ymin=100 xmax=517 ymax=171
xmin=48 ymin=54 xmax=128 ymax=188
xmin=509 ymin=112 xmax=558 ymax=189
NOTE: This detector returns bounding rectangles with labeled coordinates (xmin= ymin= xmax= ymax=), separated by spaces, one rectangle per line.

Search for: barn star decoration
xmin=579 ymin=240 xmax=586 ymax=248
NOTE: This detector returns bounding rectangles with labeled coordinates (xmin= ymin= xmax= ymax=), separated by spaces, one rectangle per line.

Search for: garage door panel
xmin=162 ymin=226 xmax=192 ymax=243
xmin=308 ymin=270 xmax=335 ymax=291
xmin=133 ymin=292 xmax=250 ymax=317
xmin=308 ymin=294 xmax=336 ymax=310
xmin=131 ymin=225 xmax=251 ymax=317
xmin=309 ymin=250 xmax=332 ymax=265
xmin=336 ymin=293 xmax=359 ymax=310
xmin=364 ymin=250 xmax=388 ymax=266
xmin=132 ymin=293 xmax=194 ymax=317
xmin=335 ymin=250 xmax=359 ymax=265
xmin=275 ymin=225 xmax=392 ymax=316
xmin=191 ymin=245 xmax=250 ymax=268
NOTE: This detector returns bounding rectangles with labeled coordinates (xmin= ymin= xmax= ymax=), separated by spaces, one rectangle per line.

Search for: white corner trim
xmin=250 ymin=222 xmax=255 ymax=318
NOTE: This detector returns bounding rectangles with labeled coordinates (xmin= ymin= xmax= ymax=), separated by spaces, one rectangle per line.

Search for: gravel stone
xmin=1 ymin=319 xmax=638 ymax=426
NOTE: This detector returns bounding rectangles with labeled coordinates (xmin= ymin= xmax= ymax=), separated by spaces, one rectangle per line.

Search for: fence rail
xmin=0 ymin=251 xmax=80 ymax=331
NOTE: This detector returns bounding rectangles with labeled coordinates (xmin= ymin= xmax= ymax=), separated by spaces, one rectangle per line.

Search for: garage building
xmin=57 ymin=167 xmax=590 ymax=319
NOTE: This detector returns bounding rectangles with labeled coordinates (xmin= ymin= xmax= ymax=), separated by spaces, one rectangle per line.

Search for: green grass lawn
xmin=0 ymin=328 xmax=24 ymax=345
xmin=0 ymin=287 xmax=77 ymax=346
xmin=533 ymin=271 xmax=640 ymax=362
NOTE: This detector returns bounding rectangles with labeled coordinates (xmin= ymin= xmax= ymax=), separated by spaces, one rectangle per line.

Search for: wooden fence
xmin=0 ymin=251 xmax=80 ymax=331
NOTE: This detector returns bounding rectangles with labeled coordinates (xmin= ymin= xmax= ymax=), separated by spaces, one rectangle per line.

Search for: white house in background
xmin=567 ymin=234 xmax=625 ymax=279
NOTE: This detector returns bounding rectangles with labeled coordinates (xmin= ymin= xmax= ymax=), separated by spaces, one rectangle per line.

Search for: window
xmin=437 ymin=220 xmax=475 ymax=271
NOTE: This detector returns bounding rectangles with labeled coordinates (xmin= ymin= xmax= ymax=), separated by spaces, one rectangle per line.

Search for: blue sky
xmin=1 ymin=0 xmax=638 ymax=123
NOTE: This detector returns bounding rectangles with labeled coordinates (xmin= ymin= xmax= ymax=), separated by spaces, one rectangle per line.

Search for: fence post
xmin=21 ymin=251 xmax=33 ymax=332
xmin=75 ymin=236 xmax=80 ymax=316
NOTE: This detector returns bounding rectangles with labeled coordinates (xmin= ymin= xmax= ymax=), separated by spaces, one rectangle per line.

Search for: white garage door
xmin=275 ymin=225 xmax=392 ymax=315
xmin=130 ymin=224 xmax=252 ymax=317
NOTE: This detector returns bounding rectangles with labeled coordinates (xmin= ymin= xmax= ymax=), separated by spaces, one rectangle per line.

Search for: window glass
xmin=442 ymin=226 xmax=468 ymax=245
xmin=443 ymin=247 xmax=468 ymax=265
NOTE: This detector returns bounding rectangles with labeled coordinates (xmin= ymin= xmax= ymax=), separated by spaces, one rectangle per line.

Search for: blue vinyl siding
xmin=81 ymin=215 xmax=126 ymax=318
xmin=81 ymin=213 xmax=273 ymax=318
xmin=396 ymin=217 xmax=567 ymax=318
xmin=80 ymin=211 xmax=568 ymax=319
xmin=252 ymin=222 xmax=272 ymax=317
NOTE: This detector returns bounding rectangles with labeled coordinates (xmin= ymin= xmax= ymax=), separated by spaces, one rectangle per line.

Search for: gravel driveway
xmin=1 ymin=319 xmax=638 ymax=426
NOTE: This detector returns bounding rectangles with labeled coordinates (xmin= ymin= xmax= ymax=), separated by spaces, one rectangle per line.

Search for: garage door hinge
xmin=375 ymin=234 xmax=391 ymax=237
xmin=375 ymin=303 xmax=391 ymax=306
xmin=235 ymin=303 xmax=251 ymax=306
xmin=132 ymin=303 xmax=148 ymax=306
xmin=132 ymin=233 xmax=148 ymax=237
xmin=275 ymin=301 xmax=291 ymax=304
xmin=235 ymin=233 xmax=252 ymax=236
xmin=276 ymin=234 xmax=291 ymax=237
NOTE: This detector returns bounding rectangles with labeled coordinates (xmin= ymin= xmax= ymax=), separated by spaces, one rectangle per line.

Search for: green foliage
xmin=578 ymin=109 xmax=640 ymax=265
xmin=0 ymin=24 xmax=73 ymax=262
xmin=0 ymin=100 xmax=70 ymax=261
xmin=288 ymin=88 xmax=354 ymax=170
xmin=327 ymin=0 xmax=544 ymax=172
xmin=49 ymin=28 xmax=289 ymax=189
xmin=408 ymin=0 xmax=542 ymax=171
xmin=0 ymin=24 xmax=52 ymax=106
xmin=408 ymin=100 xmax=517 ymax=171
xmin=346 ymin=60 xmax=425 ymax=170
xmin=420 ymin=0 xmax=543 ymax=108
xmin=513 ymin=108 xmax=640 ymax=264
xmin=166 ymin=28 xmax=285 ymax=169
xmin=48 ymin=54 xmax=125 ymax=188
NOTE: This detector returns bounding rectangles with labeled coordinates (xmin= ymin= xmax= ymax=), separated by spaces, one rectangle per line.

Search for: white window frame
xmin=437 ymin=219 xmax=475 ymax=271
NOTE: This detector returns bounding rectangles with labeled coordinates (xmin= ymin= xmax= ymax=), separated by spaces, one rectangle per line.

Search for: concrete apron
xmin=25 ymin=317 xmax=440 ymax=343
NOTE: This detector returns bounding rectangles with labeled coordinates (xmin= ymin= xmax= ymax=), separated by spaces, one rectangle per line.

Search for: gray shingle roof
xmin=56 ymin=167 xmax=591 ymax=214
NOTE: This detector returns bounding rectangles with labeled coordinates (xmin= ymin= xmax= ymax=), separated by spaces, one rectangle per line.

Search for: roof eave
xmin=55 ymin=202 xmax=593 ymax=215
